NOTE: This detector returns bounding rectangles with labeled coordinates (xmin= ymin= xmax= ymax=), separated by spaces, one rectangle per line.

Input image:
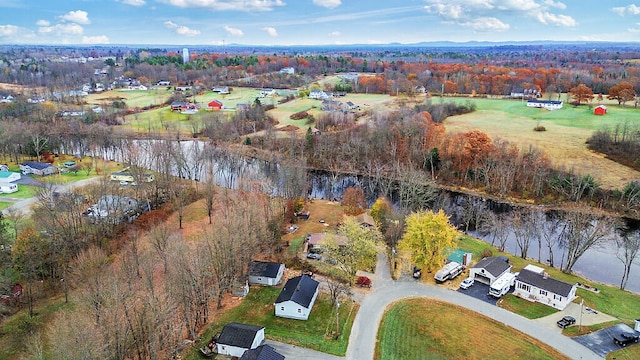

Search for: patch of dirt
xmin=277 ymin=124 xmax=300 ymax=132
xmin=290 ymin=110 xmax=310 ymax=120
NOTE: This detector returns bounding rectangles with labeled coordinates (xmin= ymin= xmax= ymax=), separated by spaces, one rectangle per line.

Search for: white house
xmin=87 ymin=195 xmax=140 ymax=224
xmin=259 ymin=88 xmax=275 ymax=97
xmin=469 ymin=256 xmax=512 ymax=285
xmin=526 ymin=99 xmax=563 ymax=110
xmin=280 ymin=67 xmax=295 ymax=75
xmin=0 ymin=183 xmax=18 ymax=194
xmin=216 ymin=322 xmax=265 ymax=358
xmin=247 ymin=261 xmax=285 ymax=286
xmin=514 ymin=264 xmax=577 ymax=310
xmin=274 ymin=274 xmax=319 ymax=320
xmin=20 ymin=161 xmax=57 ymax=176
xmin=309 ymin=90 xmax=330 ymax=100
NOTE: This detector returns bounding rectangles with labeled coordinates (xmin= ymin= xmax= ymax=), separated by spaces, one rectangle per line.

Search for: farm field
xmin=443 ymin=97 xmax=640 ymax=190
xmin=86 ymin=88 xmax=173 ymax=108
xmin=376 ymin=298 xmax=568 ymax=360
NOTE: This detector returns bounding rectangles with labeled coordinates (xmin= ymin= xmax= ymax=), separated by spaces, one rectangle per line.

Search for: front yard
xmin=184 ymin=286 xmax=357 ymax=359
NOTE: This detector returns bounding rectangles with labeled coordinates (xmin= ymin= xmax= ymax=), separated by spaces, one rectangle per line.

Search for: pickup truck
xmin=613 ymin=332 xmax=639 ymax=346
xmin=556 ymin=316 xmax=576 ymax=329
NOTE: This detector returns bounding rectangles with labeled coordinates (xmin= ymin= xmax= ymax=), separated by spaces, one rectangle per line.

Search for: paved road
xmin=345 ymin=252 xmax=602 ymax=360
xmin=1 ymin=177 xmax=100 ymax=217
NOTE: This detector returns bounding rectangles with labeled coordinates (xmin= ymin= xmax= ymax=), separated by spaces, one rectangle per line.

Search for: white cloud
xmin=0 ymin=24 xmax=20 ymax=37
xmin=117 ymin=0 xmax=146 ymax=6
xmin=158 ymin=0 xmax=285 ymax=12
xmin=262 ymin=27 xmax=278 ymax=37
xmin=224 ymin=25 xmax=243 ymax=36
xmin=82 ymin=35 xmax=110 ymax=44
xmin=462 ymin=16 xmax=509 ymax=31
xmin=536 ymin=11 xmax=576 ymax=27
xmin=39 ymin=23 xmax=84 ymax=35
xmin=329 ymin=31 xmax=341 ymax=37
xmin=629 ymin=23 xmax=640 ymax=32
xmin=612 ymin=4 xmax=640 ymax=16
xmin=58 ymin=10 xmax=90 ymax=25
xmin=164 ymin=21 xmax=200 ymax=36
xmin=542 ymin=0 xmax=566 ymax=9
xmin=36 ymin=20 xmax=50 ymax=26
xmin=424 ymin=4 xmax=464 ymax=21
xmin=313 ymin=0 xmax=341 ymax=9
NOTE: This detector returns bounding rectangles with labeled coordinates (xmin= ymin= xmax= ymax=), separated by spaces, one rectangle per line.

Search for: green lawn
xmin=1 ymin=185 xmax=37 ymax=199
xmin=0 ymin=201 xmax=11 ymax=210
xmin=183 ymin=286 xmax=357 ymax=359
xmin=376 ymin=298 xmax=568 ymax=360
xmin=498 ymin=294 xmax=558 ymax=319
xmin=456 ymin=235 xmax=640 ymax=323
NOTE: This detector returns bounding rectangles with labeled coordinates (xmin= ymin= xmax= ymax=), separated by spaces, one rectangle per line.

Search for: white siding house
xmin=19 ymin=161 xmax=57 ymax=176
xmin=216 ymin=323 xmax=265 ymax=358
xmin=0 ymin=171 xmax=21 ymax=183
xmin=275 ymin=275 xmax=319 ymax=320
xmin=526 ymin=99 xmax=563 ymax=110
xmin=514 ymin=264 xmax=577 ymax=310
xmin=0 ymin=183 xmax=18 ymax=194
xmin=469 ymin=256 xmax=512 ymax=285
xmin=248 ymin=261 xmax=285 ymax=286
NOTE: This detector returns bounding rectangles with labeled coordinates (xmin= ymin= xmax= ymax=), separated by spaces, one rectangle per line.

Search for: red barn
xmin=207 ymin=100 xmax=223 ymax=111
xmin=594 ymin=105 xmax=607 ymax=115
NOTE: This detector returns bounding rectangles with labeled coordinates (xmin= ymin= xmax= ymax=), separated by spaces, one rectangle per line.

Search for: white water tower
xmin=182 ymin=48 xmax=189 ymax=64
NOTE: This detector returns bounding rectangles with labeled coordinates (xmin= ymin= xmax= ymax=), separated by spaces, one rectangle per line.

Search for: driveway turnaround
xmin=345 ymin=252 xmax=602 ymax=360
xmin=574 ymin=324 xmax=639 ymax=358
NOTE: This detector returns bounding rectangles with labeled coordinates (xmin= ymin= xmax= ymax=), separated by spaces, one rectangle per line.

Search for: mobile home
xmin=488 ymin=272 xmax=517 ymax=298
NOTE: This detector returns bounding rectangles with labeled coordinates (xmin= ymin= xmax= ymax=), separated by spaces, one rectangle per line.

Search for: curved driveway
xmin=344 ymin=252 xmax=602 ymax=360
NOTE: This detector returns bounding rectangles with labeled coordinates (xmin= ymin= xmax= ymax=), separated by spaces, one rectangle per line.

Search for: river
xmin=97 ymin=139 xmax=640 ymax=293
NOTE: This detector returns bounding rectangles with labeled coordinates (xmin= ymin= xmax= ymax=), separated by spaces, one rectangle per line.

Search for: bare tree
xmin=559 ymin=211 xmax=615 ymax=273
xmin=615 ymin=228 xmax=640 ymax=290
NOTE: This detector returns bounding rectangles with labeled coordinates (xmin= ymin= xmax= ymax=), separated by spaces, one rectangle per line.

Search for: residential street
xmin=346 ymin=252 xmax=602 ymax=360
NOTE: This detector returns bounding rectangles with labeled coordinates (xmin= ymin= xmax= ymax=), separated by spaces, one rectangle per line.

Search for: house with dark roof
xmin=19 ymin=161 xmax=57 ymax=176
xmin=240 ymin=344 xmax=285 ymax=360
xmin=469 ymin=256 xmax=512 ymax=285
xmin=248 ymin=261 xmax=285 ymax=286
xmin=275 ymin=274 xmax=319 ymax=320
xmin=513 ymin=264 xmax=577 ymax=310
xmin=216 ymin=322 xmax=265 ymax=358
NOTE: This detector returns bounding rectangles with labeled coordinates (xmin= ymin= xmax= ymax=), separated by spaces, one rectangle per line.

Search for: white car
xmin=459 ymin=277 xmax=474 ymax=289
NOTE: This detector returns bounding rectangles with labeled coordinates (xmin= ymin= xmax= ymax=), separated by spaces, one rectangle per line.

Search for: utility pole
xmin=335 ymin=301 xmax=340 ymax=338
xmin=579 ymin=298 xmax=584 ymax=333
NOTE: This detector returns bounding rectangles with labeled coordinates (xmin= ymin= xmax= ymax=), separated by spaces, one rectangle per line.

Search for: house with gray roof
xmin=514 ymin=264 xmax=577 ymax=310
xmin=216 ymin=322 xmax=265 ymax=358
xmin=469 ymin=256 xmax=512 ymax=285
xmin=247 ymin=261 xmax=285 ymax=286
xmin=275 ymin=274 xmax=319 ymax=320
xmin=240 ymin=344 xmax=284 ymax=360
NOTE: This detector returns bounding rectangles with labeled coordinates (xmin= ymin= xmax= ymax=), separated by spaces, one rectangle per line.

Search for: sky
xmin=1 ymin=0 xmax=640 ymax=46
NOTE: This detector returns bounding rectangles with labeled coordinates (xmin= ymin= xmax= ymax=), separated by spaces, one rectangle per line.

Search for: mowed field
xmin=376 ymin=298 xmax=569 ymax=360
xmin=443 ymin=97 xmax=640 ymax=190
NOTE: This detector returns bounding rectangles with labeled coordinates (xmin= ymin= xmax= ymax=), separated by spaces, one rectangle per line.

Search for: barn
xmin=594 ymin=105 xmax=607 ymax=115
xmin=207 ymin=100 xmax=224 ymax=110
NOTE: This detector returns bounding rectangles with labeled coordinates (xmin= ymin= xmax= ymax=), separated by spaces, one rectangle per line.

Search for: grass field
xmin=86 ymin=88 xmax=173 ymax=108
xmin=0 ymin=201 xmax=11 ymax=210
xmin=184 ymin=286 xmax=357 ymax=359
xmin=376 ymin=298 xmax=568 ymax=360
xmin=498 ymin=294 xmax=558 ymax=319
xmin=443 ymin=97 xmax=640 ymax=190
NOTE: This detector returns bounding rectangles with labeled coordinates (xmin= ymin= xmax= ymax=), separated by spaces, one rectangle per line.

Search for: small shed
xmin=216 ymin=323 xmax=265 ymax=358
xmin=594 ymin=105 xmax=607 ymax=115
xmin=0 ymin=171 xmax=21 ymax=183
xmin=469 ymin=256 xmax=512 ymax=285
xmin=247 ymin=261 xmax=285 ymax=286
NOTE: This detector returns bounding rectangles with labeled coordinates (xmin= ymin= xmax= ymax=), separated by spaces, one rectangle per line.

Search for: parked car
xmin=459 ymin=277 xmax=474 ymax=290
xmin=613 ymin=332 xmax=639 ymax=346
xmin=412 ymin=266 xmax=422 ymax=279
xmin=306 ymin=253 xmax=322 ymax=260
xmin=556 ymin=316 xmax=576 ymax=329
xmin=356 ymin=276 xmax=372 ymax=288
xmin=119 ymin=180 xmax=129 ymax=186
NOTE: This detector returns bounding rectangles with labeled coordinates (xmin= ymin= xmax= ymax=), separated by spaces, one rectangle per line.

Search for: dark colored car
xmin=556 ymin=316 xmax=576 ymax=329
xmin=613 ymin=332 xmax=639 ymax=346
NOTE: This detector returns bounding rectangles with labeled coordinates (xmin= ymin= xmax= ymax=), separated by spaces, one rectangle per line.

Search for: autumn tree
xmin=370 ymin=196 xmax=392 ymax=232
xmin=608 ymin=81 xmax=636 ymax=106
xmin=341 ymin=187 xmax=366 ymax=216
xmin=569 ymin=83 xmax=594 ymax=104
xmin=398 ymin=209 xmax=458 ymax=273
xmin=325 ymin=217 xmax=379 ymax=285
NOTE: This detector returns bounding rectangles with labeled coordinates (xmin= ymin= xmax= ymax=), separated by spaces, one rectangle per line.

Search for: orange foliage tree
xmin=341 ymin=187 xmax=367 ymax=216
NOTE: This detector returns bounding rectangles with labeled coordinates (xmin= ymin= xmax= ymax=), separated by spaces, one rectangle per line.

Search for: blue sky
xmin=1 ymin=0 xmax=640 ymax=46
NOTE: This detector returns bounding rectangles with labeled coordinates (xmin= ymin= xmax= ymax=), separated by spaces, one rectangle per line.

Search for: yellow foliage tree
xmin=398 ymin=209 xmax=458 ymax=273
